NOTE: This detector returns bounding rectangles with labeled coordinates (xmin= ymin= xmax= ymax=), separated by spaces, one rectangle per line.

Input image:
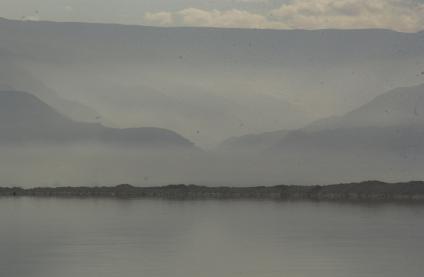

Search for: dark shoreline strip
xmin=1 ymin=181 xmax=424 ymax=202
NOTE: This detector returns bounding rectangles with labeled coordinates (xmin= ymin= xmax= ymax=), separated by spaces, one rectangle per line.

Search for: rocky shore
xmin=1 ymin=181 xmax=424 ymax=202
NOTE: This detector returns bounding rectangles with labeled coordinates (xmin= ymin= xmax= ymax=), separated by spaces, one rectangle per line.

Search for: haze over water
xmin=1 ymin=198 xmax=423 ymax=277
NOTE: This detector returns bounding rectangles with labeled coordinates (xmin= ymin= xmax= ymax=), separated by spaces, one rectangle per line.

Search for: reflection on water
xmin=0 ymin=198 xmax=423 ymax=277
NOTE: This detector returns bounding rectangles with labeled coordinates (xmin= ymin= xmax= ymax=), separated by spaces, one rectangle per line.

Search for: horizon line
xmin=0 ymin=16 xmax=422 ymax=34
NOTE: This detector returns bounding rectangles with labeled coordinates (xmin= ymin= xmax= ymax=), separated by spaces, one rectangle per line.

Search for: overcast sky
xmin=0 ymin=0 xmax=423 ymax=32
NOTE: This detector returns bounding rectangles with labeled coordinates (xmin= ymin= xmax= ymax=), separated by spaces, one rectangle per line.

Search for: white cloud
xmin=270 ymin=0 xmax=424 ymax=32
xmin=144 ymin=0 xmax=424 ymax=32
xmin=145 ymin=8 xmax=287 ymax=29
xmin=176 ymin=8 xmax=287 ymax=28
xmin=145 ymin=11 xmax=174 ymax=26
xmin=234 ymin=0 xmax=270 ymax=3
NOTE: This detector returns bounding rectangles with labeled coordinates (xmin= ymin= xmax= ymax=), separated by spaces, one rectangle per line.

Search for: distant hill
xmin=305 ymin=83 xmax=424 ymax=131
xmin=275 ymin=83 xmax=424 ymax=150
xmin=2 ymin=181 xmax=424 ymax=202
xmin=221 ymin=83 xmax=424 ymax=152
xmin=0 ymin=90 xmax=195 ymax=147
xmin=0 ymin=52 xmax=103 ymax=124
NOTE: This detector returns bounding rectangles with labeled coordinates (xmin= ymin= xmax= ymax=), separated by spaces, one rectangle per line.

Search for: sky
xmin=0 ymin=0 xmax=423 ymax=32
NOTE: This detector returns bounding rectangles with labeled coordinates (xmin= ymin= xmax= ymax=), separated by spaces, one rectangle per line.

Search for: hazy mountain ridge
xmin=305 ymin=83 xmax=424 ymax=132
xmin=280 ymin=83 xmax=424 ymax=149
xmin=0 ymin=52 xmax=103 ymax=123
xmin=224 ymin=83 xmax=424 ymax=152
xmin=1 ymin=18 xmax=422 ymax=65
xmin=0 ymin=90 xmax=195 ymax=147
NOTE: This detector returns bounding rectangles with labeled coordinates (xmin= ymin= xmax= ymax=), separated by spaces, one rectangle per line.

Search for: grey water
xmin=1 ymin=198 xmax=423 ymax=277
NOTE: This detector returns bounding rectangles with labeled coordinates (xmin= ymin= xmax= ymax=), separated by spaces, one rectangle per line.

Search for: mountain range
xmin=1 ymin=17 xmax=423 ymax=146
xmin=1 ymin=78 xmax=424 ymax=185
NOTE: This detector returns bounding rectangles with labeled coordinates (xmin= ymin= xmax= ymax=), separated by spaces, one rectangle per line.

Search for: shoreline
xmin=1 ymin=181 xmax=424 ymax=202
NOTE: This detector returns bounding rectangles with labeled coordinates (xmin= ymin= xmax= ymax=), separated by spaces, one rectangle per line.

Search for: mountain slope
xmin=0 ymin=52 xmax=103 ymax=124
xmin=0 ymin=90 xmax=195 ymax=147
xmin=224 ymin=83 xmax=424 ymax=152
xmin=305 ymin=83 xmax=424 ymax=132
xmin=272 ymin=83 xmax=424 ymax=155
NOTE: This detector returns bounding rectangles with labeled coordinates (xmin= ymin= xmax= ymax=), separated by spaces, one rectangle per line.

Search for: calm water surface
xmin=0 ymin=198 xmax=423 ymax=277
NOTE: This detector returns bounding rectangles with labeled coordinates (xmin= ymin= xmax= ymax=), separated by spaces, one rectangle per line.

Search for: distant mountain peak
xmin=305 ymin=83 xmax=424 ymax=132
